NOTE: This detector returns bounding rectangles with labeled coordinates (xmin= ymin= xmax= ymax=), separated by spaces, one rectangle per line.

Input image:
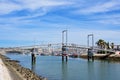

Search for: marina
xmin=0 ymin=0 xmax=120 ymax=80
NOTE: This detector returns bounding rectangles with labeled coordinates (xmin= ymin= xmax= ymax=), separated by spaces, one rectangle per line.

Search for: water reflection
xmin=62 ymin=61 xmax=68 ymax=80
xmin=100 ymin=59 xmax=120 ymax=64
xmin=87 ymin=61 xmax=95 ymax=80
xmin=31 ymin=60 xmax=36 ymax=72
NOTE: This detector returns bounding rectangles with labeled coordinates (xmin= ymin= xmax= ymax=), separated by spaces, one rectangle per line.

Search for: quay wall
xmin=80 ymin=53 xmax=120 ymax=61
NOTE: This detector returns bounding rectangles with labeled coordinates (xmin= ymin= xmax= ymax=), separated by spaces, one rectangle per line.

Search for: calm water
xmin=6 ymin=53 xmax=120 ymax=80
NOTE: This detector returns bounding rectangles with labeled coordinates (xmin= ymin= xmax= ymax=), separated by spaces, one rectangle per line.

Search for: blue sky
xmin=0 ymin=0 xmax=120 ymax=47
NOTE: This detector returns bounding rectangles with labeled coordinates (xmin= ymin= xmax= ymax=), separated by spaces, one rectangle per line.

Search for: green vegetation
xmin=96 ymin=39 xmax=114 ymax=49
xmin=96 ymin=39 xmax=114 ymax=54
xmin=96 ymin=39 xmax=106 ymax=49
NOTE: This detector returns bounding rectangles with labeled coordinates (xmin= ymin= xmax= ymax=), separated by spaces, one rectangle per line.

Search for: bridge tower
xmin=87 ymin=34 xmax=94 ymax=61
xmin=62 ymin=30 xmax=68 ymax=61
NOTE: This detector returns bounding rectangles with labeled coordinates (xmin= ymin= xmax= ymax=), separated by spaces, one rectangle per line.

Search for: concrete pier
xmin=87 ymin=49 xmax=94 ymax=61
xmin=31 ymin=53 xmax=36 ymax=64
xmin=62 ymin=54 xmax=68 ymax=62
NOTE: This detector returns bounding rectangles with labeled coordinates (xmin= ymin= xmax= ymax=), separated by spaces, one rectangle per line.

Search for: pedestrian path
xmin=0 ymin=58 xmax=12 ymax=80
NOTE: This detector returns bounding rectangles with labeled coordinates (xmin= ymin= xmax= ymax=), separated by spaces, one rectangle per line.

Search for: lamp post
xmin=62 ymin=30 xmax=68 ymax=61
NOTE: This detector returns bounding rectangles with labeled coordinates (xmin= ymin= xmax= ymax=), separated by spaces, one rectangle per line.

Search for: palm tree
xmin=111 ymin=42 xmax=114 ymax=49
xmin=96 ymin=39 xmax=106 ymax=49
xmin=106 ymin=42 xmax=110 ymax=49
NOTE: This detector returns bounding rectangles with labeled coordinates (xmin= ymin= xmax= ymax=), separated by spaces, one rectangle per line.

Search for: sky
xmin=0 ymin=0 xmax=120 ymax=47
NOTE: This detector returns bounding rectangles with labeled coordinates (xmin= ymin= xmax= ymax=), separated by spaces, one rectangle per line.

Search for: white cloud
xmin=98 ymin=19 xmax=120 ymax=25
xmin=0 ymin=2 xmax=21 ymax=15
xmin=74 ymin=0 xmax=120 ymax=14
xmin=0 ymin=24 xmax=120 ymax=46
xmin=0 ymin=0 xmax=73 ymax=15
xmin=86 ymin=13 xmax=120 ymax=25
xmin=0 ymin=0 xmax=120 ymax=47
xmin=20 ymin=0 xmax=73 ymax=10
xmin=68 ymin=28 xmax=120 ymax=45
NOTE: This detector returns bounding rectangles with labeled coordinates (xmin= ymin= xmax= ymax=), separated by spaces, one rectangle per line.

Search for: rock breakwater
xmin=0 ymin=54 xmax=47 ymax=80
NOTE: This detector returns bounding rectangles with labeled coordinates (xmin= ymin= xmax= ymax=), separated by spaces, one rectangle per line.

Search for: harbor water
xmin=6 ymin=53 xmax=120 ymax=80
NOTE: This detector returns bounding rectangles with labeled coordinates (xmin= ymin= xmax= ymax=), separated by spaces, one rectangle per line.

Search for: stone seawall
xmin=80 ymin=53 xmax=120 ymax=61
xmin=0 ymin=54 xmax=47 ymax=80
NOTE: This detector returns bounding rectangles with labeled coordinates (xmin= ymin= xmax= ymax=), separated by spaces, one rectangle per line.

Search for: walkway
xmin=0 ymin=58 xmax=25 ymax=80
xmin=0 ymin=58 xmax=12 ymax=80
